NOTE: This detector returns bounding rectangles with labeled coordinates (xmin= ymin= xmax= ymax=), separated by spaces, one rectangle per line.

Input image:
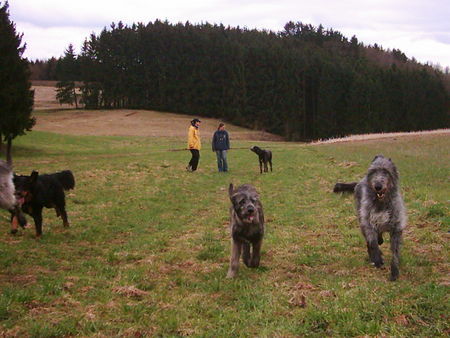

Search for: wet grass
xmin=0 ymin=131 xmax=448 ymax=336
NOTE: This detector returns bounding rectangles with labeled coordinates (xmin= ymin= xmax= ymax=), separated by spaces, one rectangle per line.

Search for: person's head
xmin=191 ymin=118 xmax=201 ymax=127
xmin=218 ymin=123 xmax=225 ymax=131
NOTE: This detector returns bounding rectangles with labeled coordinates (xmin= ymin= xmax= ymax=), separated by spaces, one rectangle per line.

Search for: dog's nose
xmin=375 ymin=183 xmax=383 ymax=191
xmin=247 ymin=208 xmax=255 ymax=214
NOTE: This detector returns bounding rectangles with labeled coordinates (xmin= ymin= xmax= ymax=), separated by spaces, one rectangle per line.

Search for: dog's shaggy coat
xmin=0 ymin=160 xmax=27 ymax=232
xmin=0 ymin=160 xmax=16 ymax=211
xmin=335 ymin=155 xmax=407 ymax=281
xmin=227 ymin=183 xmax=265 ymax=278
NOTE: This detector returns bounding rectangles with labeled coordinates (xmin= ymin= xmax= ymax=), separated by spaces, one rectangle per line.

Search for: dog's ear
xmin=30 ymin=171 xmax=39 ymax=184
xmin=228 ymin=183 xmax=234 ymax=199
xmin=389 ymin=163 xmax=399 ymax=181
xmin=372 ymin=154 xmax=384 ymax=162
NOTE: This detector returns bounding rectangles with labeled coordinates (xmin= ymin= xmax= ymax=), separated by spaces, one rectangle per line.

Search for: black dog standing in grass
xmin=250 ymin=146 xmax=272 ymax=174
xmin=14 ymin=170 xmax=75 ymax=237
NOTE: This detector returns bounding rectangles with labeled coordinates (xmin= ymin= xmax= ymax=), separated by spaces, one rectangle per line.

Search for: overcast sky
xmin=8 ymin=0 xmax=450 ymax=69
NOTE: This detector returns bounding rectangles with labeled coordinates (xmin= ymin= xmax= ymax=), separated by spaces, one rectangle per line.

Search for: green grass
xmin=0 ymin=131 xmax=449 ymax=336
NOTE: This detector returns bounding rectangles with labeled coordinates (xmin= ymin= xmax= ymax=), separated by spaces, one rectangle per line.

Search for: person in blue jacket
xmin=212 ymin=123 xmax=230 ymax=172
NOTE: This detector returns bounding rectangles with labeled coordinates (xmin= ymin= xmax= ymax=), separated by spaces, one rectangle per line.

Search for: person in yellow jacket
xmin=187 ymin=118 xmax=201 ymax=171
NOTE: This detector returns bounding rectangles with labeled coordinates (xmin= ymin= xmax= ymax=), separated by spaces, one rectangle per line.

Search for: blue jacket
xmin=212 ymin=130 xmax=230 ymax=151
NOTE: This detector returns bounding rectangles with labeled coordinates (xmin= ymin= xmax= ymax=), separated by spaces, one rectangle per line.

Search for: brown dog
xmin=227 ymin=183 xmax=265 ymax=278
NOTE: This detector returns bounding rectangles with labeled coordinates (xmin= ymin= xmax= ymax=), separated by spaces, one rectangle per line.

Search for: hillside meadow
xmin=0 ymin=129 xmax=448 ymax=336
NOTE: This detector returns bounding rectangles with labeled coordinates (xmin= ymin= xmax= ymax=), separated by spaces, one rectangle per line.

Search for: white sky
xmin=8 ymin=0 xmax=450 ymax=70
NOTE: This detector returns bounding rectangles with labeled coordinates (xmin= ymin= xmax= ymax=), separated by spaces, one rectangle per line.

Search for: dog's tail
xmin=333 ymin=182 xmax=357 ymax=193
xmin=55 ymin=170 xmax=75 ymax=190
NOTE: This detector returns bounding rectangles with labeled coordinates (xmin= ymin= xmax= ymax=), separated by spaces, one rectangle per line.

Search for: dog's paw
xmin=249 ymin=261 xmax=260 ymax=268
xmin=226 ymin=270 xmax=237 ymax=278
xmin=389 ymin=275 xmax=398 ymax=281
xmin=374 ymin=261 xmax=384 ymax=268
xmin=389 ymin=266 xmax=399 ymax=281
xmin=370 ymin=257 xmax=384 ymax=268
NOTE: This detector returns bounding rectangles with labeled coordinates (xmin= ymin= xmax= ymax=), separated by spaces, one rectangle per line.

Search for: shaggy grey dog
xmin=0 ymin=160 xmax=27 ymax=233
xmin=354 ymin=155 xmax=407 ymax=281
xmin=227 ymin=183 xmax=265 ymax=278
xmin=0 ymin=160 xmax=16 ymax=211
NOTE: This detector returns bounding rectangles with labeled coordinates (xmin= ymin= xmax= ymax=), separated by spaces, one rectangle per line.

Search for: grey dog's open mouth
xmin=376 ymin=192 xmax=385 ymax=199
xmin=245 ymin=215 xmax=255 ymax=222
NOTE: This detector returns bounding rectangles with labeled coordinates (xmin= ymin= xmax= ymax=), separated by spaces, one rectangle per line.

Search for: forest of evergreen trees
xmin=37 ymin=20 xmax=449 ymax=140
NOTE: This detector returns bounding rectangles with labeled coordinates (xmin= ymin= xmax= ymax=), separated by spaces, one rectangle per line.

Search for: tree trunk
xmin=6 ymin=136 xmax=12 ymax=166
xmin=73 ymin=87 xmax=78 ymax=109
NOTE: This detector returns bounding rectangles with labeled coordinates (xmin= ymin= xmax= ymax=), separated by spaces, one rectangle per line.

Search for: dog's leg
xmin=259 ymin=160 xmax=263 ymax=174
xmin=264 ymin=161 xmax=268 ymax=172
xmin=242 ymin=242 xmax=251 ymax=267
xmin=32 ymin=209 xmax=44 ymax=237
xmin=227 ymin=239 xmax=242 ymax=278
xmin=389 ymin=230 xmax=402 ymax=281
xmin=10 ymin=211 xmax=19 ymax=234
xmin=366 ymin=240 xmax=383 ymax=268
xmin=10 ymin=207 xmax=28 ymax=234
xmin=269 ymin=159 xmax=272 ymax=172
xmin=361 ymin=223 xmax=384 ymax=267
xmin=363 ymin=227 xmax=384 ymax=268
xmin=58 ymin=207 xmax=70 ymax=227
xmin=250 ymin=239 xmax=262 ymax=268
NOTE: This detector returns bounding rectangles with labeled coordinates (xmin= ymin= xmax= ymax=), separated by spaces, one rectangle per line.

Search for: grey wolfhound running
xmin=334 ymin=155 xmax=407 ymax=281
xmin=227 ymin=183 xmax=265 ymax=278
xmin=0 ymin=160 xmax=27 ymax=233
xmin=0 ymin=160 xmax=16 ymax=211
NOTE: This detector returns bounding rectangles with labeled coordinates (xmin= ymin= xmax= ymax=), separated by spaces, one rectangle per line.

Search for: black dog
xmin=250 ymin=146 xmax=272 ymax=174
xmin=14 ymin=170 xmax=75 ymax=237
xmin=333 ymin=182 xmax=357 ymax=193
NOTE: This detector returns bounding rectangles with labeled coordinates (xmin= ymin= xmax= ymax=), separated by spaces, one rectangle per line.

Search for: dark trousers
xmin=189 ymin=149 xmax=200 ymax=171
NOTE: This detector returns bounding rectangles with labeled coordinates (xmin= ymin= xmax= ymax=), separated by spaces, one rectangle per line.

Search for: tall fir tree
xmin=0 ymin=1 xmax=35 ymax=164
xmin=56 ymin=44 xmax=79 ymax=108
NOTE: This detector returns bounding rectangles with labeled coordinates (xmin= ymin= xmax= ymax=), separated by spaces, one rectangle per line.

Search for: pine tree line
xmin=57 ymin=20 xmax=448 ymax=140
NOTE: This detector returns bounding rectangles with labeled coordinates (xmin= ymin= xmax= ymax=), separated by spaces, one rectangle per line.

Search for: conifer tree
xmin=0 ymin=1 xmax=35 ymax=164
xmin=56 ymin=44 xmax=79 ymax=108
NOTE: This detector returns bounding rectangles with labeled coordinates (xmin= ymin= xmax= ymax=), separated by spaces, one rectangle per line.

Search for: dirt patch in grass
xmin=32 ymin=85 xmax=283 ymax=141
xmin=0 ymin=273 xmax=37 ymax=286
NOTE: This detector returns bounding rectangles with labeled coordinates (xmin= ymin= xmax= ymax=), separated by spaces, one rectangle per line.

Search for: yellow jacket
xmin=187 ymin=125 xmax=201 ymax=150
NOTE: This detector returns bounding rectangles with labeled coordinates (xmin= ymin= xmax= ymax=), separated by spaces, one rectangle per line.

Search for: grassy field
xmin=0 ymin=130 xmax=448 ymax=336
